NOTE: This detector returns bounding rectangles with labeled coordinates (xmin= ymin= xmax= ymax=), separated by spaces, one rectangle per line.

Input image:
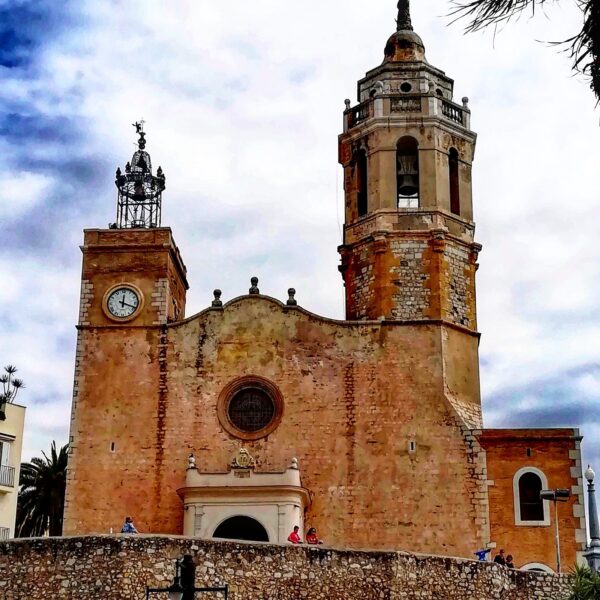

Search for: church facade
xmin=64 ymin=2 xmax=587 ymax=571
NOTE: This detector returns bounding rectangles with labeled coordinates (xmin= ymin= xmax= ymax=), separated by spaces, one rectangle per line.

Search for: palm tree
xmin=0 ymin=365 xmax=25 ymax=420
xmin=16 ymin=442 xmax=69 ymax=537
xmin=450 ymin=0 xmax=600 ymax=103
xmin=566 ymin=564 xmax=600 ymax=600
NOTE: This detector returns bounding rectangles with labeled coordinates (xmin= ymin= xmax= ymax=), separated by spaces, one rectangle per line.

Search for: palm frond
xmin=16 ymin=441 xmax=69 ymax=538
xmin=449 ymin=0 xmax=600 ymax=103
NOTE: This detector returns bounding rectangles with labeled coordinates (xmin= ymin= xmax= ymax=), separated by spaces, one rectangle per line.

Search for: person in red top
xmin=306 ymin=527 xmax=323 ymax=545
xmin=287 ymin=526 xmax=302 ymax=544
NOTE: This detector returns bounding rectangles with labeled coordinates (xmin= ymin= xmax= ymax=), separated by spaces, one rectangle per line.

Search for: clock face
xmin=106 ymin=287 xmax=141 ymax=319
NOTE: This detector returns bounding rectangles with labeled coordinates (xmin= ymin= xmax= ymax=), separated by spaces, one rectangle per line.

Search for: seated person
xmin=287 ymin=526 xmax=302 ymax=544
xmin=306 ymin=527 xmax=323 ymax=545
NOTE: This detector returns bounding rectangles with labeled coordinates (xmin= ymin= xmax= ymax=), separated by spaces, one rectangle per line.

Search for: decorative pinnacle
xmin=396 ymin=0 xmax=413 ymax=31
xmin=133 ymin=120 xmax=147 ymax=150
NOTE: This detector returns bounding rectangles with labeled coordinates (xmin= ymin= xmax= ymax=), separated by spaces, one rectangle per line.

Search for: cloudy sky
xmin=1 ymin=0 xmax=598 ymax=479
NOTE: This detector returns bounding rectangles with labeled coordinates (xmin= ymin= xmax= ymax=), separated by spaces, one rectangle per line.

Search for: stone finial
xmin=187 ymin=454 xmax=196 ymax=470
xmin=397 ymin=0 xmax=413 ymax=31
xmin=212 ymin=289 xmax=223 ymax=308
xmin=287 ymin=288 xmax=298 ymax=306
xmin=345 ymin=99 xmax=351 ymax=110
xmin=249 ymin=277 xmax=260 ymax=295
xmin=462 ymin=97 xmax=470 ymax=109
xmin=290 ymin=457 xmax=299 ymax=470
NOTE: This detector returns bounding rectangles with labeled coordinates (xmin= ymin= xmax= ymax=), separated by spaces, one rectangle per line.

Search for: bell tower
xmin=338 ymin=0 xmax=481 ymax=327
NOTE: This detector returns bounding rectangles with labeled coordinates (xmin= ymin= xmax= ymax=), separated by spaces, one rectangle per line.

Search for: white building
xmin=0 ymin=402 xmax=26 ymax=539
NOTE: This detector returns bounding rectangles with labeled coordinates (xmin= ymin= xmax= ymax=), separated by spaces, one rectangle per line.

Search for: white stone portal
xmin=178 ymin=451 xmax=310 ymax=544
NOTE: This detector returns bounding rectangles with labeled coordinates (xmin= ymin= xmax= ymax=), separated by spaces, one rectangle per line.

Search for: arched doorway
xmin=213 ymin=516 xmax=269 ymax=543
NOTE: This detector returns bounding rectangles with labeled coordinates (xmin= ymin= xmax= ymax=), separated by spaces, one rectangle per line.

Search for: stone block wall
xmin=0 ymin=536 xmax=571 ymax=599
xmin=64 ymin=298 xmax=486 ymax=556
xmin=339 ymin=229 xmax=477 ymax=328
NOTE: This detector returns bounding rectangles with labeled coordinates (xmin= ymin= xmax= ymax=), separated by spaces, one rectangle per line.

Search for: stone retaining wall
xmin=0 ymin=536 xmax=570 ymax=599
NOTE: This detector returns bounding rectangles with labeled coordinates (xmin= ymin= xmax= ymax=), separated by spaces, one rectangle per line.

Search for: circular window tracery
xmin=217 ymin=376 xmax=284 ymax=441
xmin=228 ymin=387 xmax=275 ymax=433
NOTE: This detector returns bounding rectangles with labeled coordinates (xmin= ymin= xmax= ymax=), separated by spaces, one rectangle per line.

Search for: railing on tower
xmin=344 ymin=94 xmax=469 ymax=130
xmin=0 ymin=465 xmax=15 ymax=488
xmin=441 ymin=100 xmax=464 ymax=124
xmin=348 ymin=100 xmax=373 ymax=128
xmin=0 ymin=527 xmax=9 ymax=541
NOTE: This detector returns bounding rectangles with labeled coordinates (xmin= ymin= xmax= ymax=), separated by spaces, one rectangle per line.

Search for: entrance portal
xmin=213 ymin=516 xmax=270 ymax=543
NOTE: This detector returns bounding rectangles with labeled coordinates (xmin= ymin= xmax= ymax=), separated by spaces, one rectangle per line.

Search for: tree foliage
xmin=566 ymin=564 xmax=600 ymax=600
xmin=16 ymin=441 xmax=68 ymax=537
xmin=450 ymin=0 xmax=600 ymax=103
xmin=0 ymin=364 xmax=25 ymax=404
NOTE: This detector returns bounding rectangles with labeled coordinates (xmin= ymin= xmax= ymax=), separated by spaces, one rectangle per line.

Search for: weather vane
xmin=132 ymin=119 xmax=147 ymax=150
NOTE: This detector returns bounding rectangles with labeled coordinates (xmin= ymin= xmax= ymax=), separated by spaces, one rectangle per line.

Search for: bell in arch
xmin=397 ymin=154 xmax=419 ymax=197
xmin=396 ymin=136 xmax=420 ymax=199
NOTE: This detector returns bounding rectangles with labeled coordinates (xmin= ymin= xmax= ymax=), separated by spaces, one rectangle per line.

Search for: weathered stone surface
xmin=0 ymin=536 xmax=571 ymax=599
xmin=64 ymin=290 xmax=486 ymax=557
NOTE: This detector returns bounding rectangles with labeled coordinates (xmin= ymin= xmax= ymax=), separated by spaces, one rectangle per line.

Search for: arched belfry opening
xmin=449 ymin=147 xmax=460 ymax=215
xmin=397 ymin=136 xmax=419 ymax=208
xmin=213 ymin=516 xmax=270 ymax=543
xmin=357 ymin=148 xmax=369 ymax=217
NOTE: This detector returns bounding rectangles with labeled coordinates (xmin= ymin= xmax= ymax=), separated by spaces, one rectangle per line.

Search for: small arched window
xmin=397 ymin=136 xmax=419 ymax=208
xmin=357 ymin=148 xmax=368 ymax=217
xmin=513 ymin=467 xmax=550 ymax=526
xmin=449 ymin=148 xmax=460 ymax=216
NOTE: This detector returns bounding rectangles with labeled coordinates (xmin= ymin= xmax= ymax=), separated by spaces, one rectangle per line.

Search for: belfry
xmin=64 ymin=2 xmax=587 ymax=572
xmin=339 ymin=0 xmax=479 ymax=328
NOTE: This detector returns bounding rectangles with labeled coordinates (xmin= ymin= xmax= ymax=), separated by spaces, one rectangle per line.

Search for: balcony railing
xmin=344 ymin=94 xmax=469 ymax=131
xmin=0 ymin=527 xmax=9 ymax=541
xmin=0 ymin=465 xmax=15 ymax=488
xmin=348 ymin=100 xmax=372 ymax=128
xmin=441 ymin=100 xmax=464 ymax=125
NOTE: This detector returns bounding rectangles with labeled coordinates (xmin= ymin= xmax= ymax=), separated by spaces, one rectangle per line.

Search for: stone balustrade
xmin=344 ymin=95 xmax=470 ymax=132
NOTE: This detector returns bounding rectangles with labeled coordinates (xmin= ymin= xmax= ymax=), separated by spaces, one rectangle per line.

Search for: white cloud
xmin=0 ymin=172 xmax=53 ymax=218
xmin=1 ymin=0 xmax=598 ymax=466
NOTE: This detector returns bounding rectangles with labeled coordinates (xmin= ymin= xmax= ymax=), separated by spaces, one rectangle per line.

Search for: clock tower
xmin=63 ymin=124 xmax=188 ymax=533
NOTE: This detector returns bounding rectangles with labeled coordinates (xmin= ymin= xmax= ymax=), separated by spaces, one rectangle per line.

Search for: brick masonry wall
xmin=64 ymin=297 xmax=487 ymax=557
xmin=0 ymin=536 xmax=571 ymax=600
xmin=481 ymin=429 xmax=585 ymax=571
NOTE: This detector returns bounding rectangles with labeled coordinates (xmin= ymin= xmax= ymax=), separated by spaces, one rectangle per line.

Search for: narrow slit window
xmin=357 ymin=149 xmax=368 ymax=217
xmin=449 ymin=148 xmax=460 ymax=215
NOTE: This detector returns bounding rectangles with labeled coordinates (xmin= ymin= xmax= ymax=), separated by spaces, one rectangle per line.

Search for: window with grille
xmin=228 ymin=387 xmax=276 ymax=433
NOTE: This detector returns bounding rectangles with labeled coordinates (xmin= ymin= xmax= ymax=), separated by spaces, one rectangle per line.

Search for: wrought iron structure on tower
xmin=114 ymin=122 xmax=165 ymax=229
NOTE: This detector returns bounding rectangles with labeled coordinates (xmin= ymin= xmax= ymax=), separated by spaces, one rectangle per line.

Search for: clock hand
xmin=122 ymin=301 xmax=137 ymax=309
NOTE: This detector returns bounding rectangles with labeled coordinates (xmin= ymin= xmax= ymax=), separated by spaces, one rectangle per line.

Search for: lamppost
xmin=540 ymin=488 xmax=571 ymax=573
xmin=146 ymin=556 xmax=228 ymax=599
xmin=583 ymin=465 xmax=600 ymax=572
